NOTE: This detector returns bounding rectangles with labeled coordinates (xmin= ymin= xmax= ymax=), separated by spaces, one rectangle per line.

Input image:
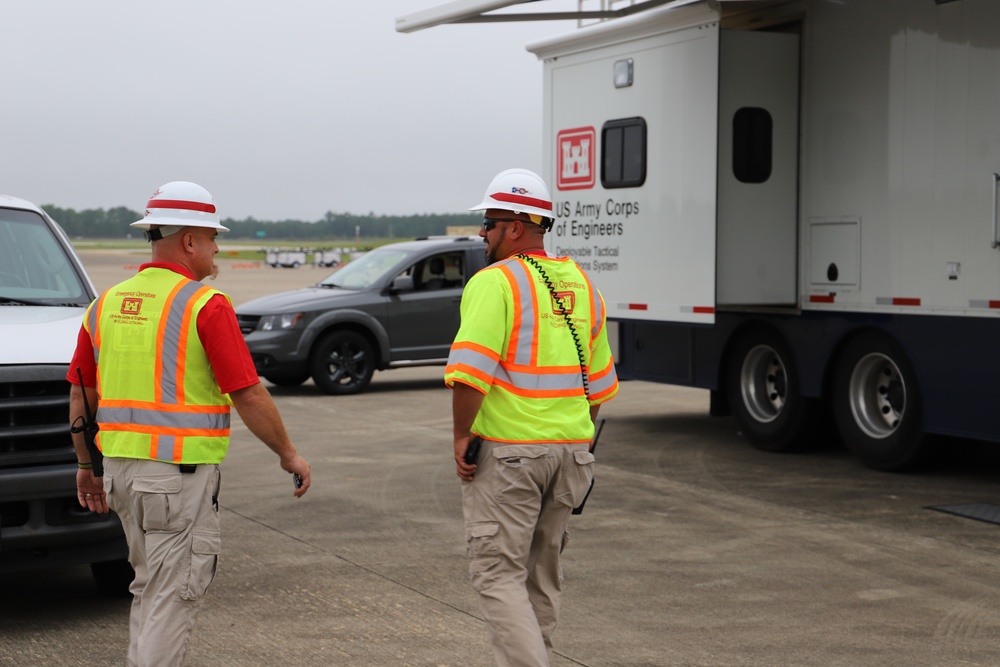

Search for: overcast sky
xmin=1 ymin=1 xmax=578 ymax=220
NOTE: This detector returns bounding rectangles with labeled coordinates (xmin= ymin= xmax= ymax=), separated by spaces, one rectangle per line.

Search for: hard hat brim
xmin=131 ymin=218 xmax=230 ymax=232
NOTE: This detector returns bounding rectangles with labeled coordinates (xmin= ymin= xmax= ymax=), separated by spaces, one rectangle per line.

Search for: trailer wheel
xmin=832 ymin=332 xmax=923 ymax=471
xmin=727 ymin=330 xmax=807 ymax=452
xmin=310 ymin=330 xmax=375 ymax=395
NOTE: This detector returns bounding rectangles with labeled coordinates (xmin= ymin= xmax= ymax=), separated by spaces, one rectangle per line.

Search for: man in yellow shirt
xmin=445 ymin=168 xmax=618 ymax=666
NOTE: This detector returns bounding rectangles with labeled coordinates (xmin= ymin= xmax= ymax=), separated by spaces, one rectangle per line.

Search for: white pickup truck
xmin=0 ymin=194 xmax=131 ymax=594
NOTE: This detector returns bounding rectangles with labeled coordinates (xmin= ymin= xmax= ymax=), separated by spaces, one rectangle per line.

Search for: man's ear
xmin=510 ymin=220 xmax=525 ymax=239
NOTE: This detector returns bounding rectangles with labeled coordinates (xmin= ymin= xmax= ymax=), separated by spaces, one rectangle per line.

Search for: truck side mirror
xmin=390 ymin=275 xmax=415 ymax=293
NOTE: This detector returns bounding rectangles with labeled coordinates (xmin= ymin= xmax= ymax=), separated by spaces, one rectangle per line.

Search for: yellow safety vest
xmin=84 ymin=267 xmax=232 ymax=464
xmin=445 ymin=254 xmax=618 ymax=443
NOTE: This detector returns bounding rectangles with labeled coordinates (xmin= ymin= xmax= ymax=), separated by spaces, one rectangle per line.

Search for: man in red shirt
xmin=68 ymin=181 xmax=311 ymax=666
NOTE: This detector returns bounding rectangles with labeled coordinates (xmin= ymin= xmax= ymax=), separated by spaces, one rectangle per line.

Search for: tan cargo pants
xmin=462 ymin=440 xmax=595 ymax=667
xmin=104 ymin=458 xmax=222 ymax=667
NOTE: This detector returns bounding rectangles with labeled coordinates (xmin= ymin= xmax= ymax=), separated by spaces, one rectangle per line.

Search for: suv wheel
xmin=310 ymin=330 xmax=375 ymax=395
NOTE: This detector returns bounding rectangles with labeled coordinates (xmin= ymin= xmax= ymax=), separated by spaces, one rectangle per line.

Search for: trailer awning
xmin=395 ymin=0 xmax=698 ymax=33
xmin=396 ymin=0 xmax=793 ymax=33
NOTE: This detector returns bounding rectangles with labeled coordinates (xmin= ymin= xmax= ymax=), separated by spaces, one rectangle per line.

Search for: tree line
xmin=43 ymin=205 xmax=482 ymax=241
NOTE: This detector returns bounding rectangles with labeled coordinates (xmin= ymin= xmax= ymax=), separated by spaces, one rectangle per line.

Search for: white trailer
xmin=399 ymin=0 xmax=1000 ymax=470
xmin=277 ymin=250 xmax=307 ymax=268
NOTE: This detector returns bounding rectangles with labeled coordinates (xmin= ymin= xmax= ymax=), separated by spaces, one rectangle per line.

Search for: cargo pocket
xmin=554 ymin=450 xmax=595 ymax=508
xmin=492 ymin=445 xmax=547 ymax=503
xmin=181 ymin=529 xmax=221 ymax=601
xmin=133 ymin=475 xmax=183 ymax=532
xmin=465 ymin=522 xmax=501 ymax=591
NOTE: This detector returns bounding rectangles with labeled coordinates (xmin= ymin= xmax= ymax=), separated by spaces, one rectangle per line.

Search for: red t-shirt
xmin=67 ymin=263 xmax=260 ymax=395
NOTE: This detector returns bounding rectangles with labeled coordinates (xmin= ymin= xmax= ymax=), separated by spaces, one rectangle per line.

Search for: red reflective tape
xmin=892 ymin=297 xmax=921 ymax=307
xmin=810 ymin=294 xmax=835 ymax=303
xmin=489 ymin=192 xmax=553 ymax=212
xmin=990 ymin=300 xmax=1000 ymax=309
xmin=692 ymin=306 xmax=714 ymax=314
xmin=628 ymin=303 xmax=648 ymax=311
xmin=147 ymin=199 xmax=216 ymax=214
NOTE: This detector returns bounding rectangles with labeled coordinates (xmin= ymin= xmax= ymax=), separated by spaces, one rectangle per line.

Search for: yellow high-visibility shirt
xmin=445 ymin=253 xmax=618 ymax=443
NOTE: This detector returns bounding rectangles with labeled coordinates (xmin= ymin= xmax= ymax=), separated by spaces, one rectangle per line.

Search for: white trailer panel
xmin=800 ymin=0 xmax=1000 ymax=316
xmin=534 ymin=5 xmax=720 ymax=324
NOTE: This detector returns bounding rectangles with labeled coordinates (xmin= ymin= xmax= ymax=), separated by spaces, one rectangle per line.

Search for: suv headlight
xmin=260 ymin=312 xmax=304 ymax=331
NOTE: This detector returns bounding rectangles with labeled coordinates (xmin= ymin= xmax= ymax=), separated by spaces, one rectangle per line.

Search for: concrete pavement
xmin=5 ymin=366 xmax=1000 ymax=665
xmin=4 ymin=252 xmax=1000 ymax=666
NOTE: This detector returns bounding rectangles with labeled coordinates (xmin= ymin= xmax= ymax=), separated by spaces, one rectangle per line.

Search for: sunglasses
xmin=482 ymin=217 xmax=522 ymax=232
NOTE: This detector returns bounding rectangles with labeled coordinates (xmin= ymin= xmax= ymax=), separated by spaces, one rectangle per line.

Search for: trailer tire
xmin=310 ymin=330 xmax=375 ymax=395
xmin=832 ymin=332 xmax=923 ymax=471
xmin=727 ymin=329 xmax=807 ymax=452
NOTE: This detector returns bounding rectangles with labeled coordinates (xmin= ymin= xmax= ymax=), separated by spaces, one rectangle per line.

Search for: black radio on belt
xmin=179 ymin=464 xmax=197 ymax=474
xmin=464 ymin=435 xmax=483 ymax=465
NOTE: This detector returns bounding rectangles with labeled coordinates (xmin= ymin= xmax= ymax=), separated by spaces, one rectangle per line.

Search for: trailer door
xmin=717 ymin=29 xmax=800 ymax=306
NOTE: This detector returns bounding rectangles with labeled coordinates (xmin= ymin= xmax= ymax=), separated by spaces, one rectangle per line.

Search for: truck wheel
xmin=727 ymin=329 xmax=807 ymax=452
xmin=832 ymin=332 xmax=923 ymax=471
xmin=310 ymin=330 xmax=375 ymax=395
xmin=90 ymin=559 xmax=134 ymax=597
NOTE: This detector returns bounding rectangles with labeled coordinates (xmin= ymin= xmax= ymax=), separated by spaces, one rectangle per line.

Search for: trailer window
xmin=601 ymin=117 xmax=646 ymax=188
xmin=732 ymin=107 xmax=772 ymax=183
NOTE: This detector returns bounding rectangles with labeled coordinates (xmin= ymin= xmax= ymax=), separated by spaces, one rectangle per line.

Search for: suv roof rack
xmin=414 ymin=235 xmax=479 ymax=242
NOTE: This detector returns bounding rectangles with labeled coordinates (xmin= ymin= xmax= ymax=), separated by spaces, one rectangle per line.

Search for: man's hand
xmin=281 ymin=453 xmax=311 ymax=498
xmin=452 ymin=383 xmax=485 ymax=481
xmin=76 ymin=468 xmax=108 ymax=514
xmin=454 ymin=435 xmax=477 ymax=482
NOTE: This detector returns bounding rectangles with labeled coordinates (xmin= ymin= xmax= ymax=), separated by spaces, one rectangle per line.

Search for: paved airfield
xmin=4 ymin=248 xmax=1000 ymax=666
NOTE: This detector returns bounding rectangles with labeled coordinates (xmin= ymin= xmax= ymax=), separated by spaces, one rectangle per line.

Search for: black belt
xmin=178 ymin=464 xmax=218 ymax=509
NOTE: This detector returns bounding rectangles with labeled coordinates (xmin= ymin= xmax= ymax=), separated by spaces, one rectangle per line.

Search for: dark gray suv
xmin=236 ymin=236 xmax=487 ymax=394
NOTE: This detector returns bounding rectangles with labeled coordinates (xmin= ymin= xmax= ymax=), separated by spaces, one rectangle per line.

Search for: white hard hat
xmin=470 ymin=168 xmax=554 ymax=229
xmin=131 ymin=181 xmax=230 ymax=232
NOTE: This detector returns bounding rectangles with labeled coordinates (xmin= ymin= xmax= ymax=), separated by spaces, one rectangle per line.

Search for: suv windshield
xmin=319 ymin=247 xmax=411 ymax=290
xmin=0 ymin=208 xmax=90 ymax=306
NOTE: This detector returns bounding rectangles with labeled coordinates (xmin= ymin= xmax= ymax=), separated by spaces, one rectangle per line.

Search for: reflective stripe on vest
xmin=447 ymin=343 xmax=586 ymax=397
xmin=97 ymin=405 xmax=230 ymax=431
